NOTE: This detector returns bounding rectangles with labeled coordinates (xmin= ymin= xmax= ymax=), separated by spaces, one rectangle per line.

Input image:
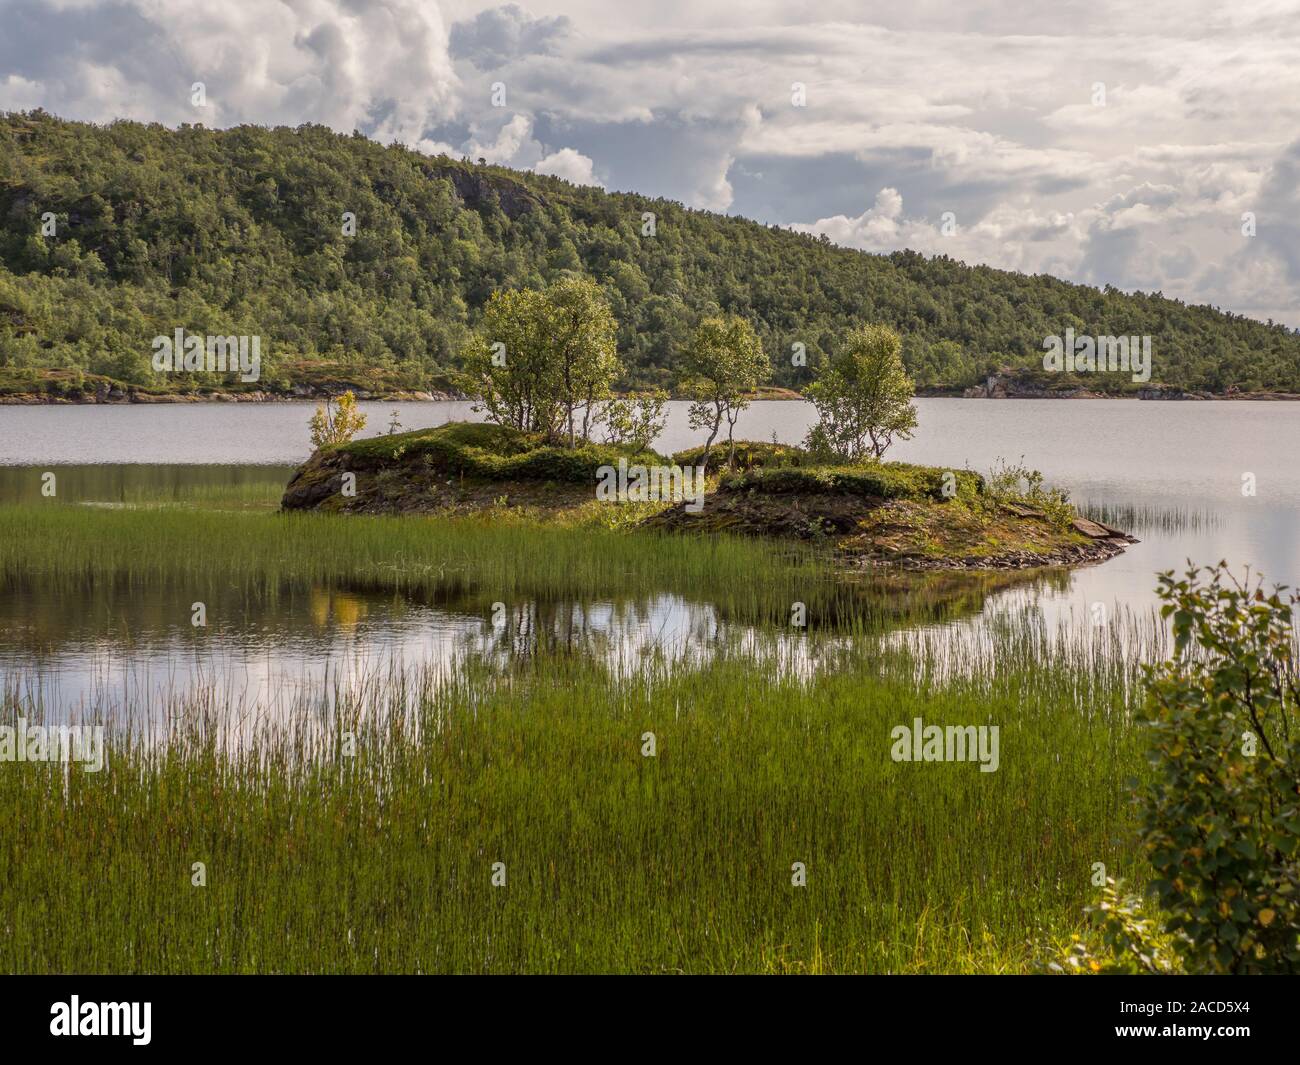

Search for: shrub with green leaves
xmin=803 ymin=324 xmax=918 ymax=463
xmin=1139 ymin=563 xmax=1300 ymax=973
xmin=1050 ymin=878 xmax=1184 ymax=975
xmin=308 ymin=390 xmax=367 ymax=449
xmin=673 ymin=439 xmax=811 ymax=473
xmin=983 ymin=457 xmax=1075 ymax=530
xmin=598 ymin=390 xmax=668 ymax=455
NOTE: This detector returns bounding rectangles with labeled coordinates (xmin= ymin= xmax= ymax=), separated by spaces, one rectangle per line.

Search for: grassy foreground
xmin=0 ymin=501 xmax=1153 ymax=972
xmin=2 ymin=624 xmax=1146 ymax=974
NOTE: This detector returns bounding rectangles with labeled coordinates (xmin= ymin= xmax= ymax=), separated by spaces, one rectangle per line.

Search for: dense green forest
xmin=1 ymin=110 xmax=1297 ymax=397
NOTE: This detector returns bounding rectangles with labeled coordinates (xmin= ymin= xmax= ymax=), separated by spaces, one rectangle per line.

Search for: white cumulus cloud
xmin=535 ymin=147 xmax=603 ymax=186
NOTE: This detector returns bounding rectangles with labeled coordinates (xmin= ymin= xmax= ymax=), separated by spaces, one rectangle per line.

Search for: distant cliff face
xmin=961 ymin=373 xmax=1107 ymax=399
xmin=428 ymin=164 xmax=546 ymax=220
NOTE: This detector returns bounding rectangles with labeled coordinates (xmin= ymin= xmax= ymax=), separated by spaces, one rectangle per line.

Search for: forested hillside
xmin=1 ymin=111 xmax=1297 ymax=397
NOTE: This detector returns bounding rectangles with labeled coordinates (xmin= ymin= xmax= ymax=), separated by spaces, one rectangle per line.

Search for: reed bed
xmin=0 ymin=504 xmax=1031 ymax=632
xmin=0 ymin=504 xmax=815 ymax=598
xmin=0 ymin=465 xmax=292 ymax=510
xmin=1078 ymin=500 xmax=1222 ymax=535
xmin=0 ymin=500 xmax=1158 ymax=972
xmin=0 ymin=616 xmax=1148 ymax=974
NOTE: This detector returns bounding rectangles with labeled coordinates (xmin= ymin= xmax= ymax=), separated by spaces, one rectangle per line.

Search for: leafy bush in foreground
xmin=1139 ymin=564 xmax=1300 ymax=973
xmin=1051 ymin=878 xmax=1184 ymax=974
xmin=1056 ymin=564 xmax=1300 ymax=974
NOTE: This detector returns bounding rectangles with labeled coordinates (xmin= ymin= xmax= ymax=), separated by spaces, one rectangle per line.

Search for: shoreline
xmin=0 ymin=389 xmax=462 ymax=405
xmin=6 ymin=386 xmax=1300 ymax=405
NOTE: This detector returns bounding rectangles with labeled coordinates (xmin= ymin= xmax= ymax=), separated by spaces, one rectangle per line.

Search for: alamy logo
xmin=151 ymin=328 xmax=261 ymax=382
xmin=595 ymin=458 xmax=706 ymax=513
xmin=50 ymin=996 xmax=151 ymax=1045
xmin=0 ymin=718 xmax=104 ymax=772
xmin=1042 ymin=328 xmax=1151 ymax=383
xmin=890 ymin=717 xmax=1000 ymax=773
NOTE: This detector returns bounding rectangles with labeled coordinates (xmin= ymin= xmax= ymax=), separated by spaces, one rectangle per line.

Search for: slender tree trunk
xmin=581 ymin=387 xmax=595 ymax=442
xmin=700 ymin=424 xmax=720 ymax=472
xmin=725 ymin=408 xmax=741 ymax=468
xmin=700 ymin=399 xmax=722 ymax=472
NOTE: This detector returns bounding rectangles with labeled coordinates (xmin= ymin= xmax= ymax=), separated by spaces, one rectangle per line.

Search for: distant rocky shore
xmin=0 ymin=382 xmax=801 ymax=405
xmin=0 ymin=384 xmax=461 ymax=405
xmin=947 ymin=373 xmax=1300 ymax=401
xmin=5 ymin=373 xmax=1294 ymax=404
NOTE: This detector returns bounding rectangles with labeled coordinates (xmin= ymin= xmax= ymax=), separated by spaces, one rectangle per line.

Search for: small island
xmin=282 ymin=285 xmax=1134 ymax=571
xmin=282 ymin=421 xmax=1135 ymax=570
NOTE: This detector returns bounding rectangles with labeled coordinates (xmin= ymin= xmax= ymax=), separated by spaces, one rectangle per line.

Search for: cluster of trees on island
xmin=3 ymin=113 xmax=1300 ymax=399
xmin=456 ymin=276 xmax=917 ymax=468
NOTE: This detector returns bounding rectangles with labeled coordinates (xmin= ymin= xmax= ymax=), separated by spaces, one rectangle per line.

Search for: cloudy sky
xmin=2 ymin=0 xmax=1298 ymax=326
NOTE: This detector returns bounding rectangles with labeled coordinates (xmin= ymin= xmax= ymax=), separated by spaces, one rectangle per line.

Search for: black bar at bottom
xmin=0 ymin=973 xmax=1288 ymax=1052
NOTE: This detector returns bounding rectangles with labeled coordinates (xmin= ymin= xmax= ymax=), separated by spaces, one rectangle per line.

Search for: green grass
xmin=0 ymin=616 xmax=1148 ymax=974
xmin=0 ymin=464 xmax=291 ymax=509
xmin=674 ymin=440 xmax=988 ymax=503
xmin=0 ymin=503 xmax=1055 ymax=632
xmin=673 ymin=439 xmax=812 ymax=472
xmin=0 ymin=498 xmax=1156 ymax=972
xmin=0 ymin=502 xmax=818 ymax=606
xmin=721 ymin=463 xmax=985 ymax=502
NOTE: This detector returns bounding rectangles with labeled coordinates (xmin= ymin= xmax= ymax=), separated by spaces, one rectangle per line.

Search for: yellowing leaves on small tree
xmin=308 ymin=390 xmax=367 ymax=449
xmin=804 ymin=324 xmax=917 ymax=463
xmin=684 ymin=315 xmax=770 ymax=470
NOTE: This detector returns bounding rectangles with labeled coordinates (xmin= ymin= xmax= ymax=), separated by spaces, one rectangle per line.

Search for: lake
xmin=2 ymin=398 xmax=1295 ymax=715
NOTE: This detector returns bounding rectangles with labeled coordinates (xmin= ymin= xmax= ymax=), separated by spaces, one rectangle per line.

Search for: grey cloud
xmin=1255 ymin=138 xmax=1300 ymax=282
xmin=0 ymin=1 xmax=167 ymax=81
xmin=581 ymin=29 xmax=855 ymax=66
xmin=450 ymin=4 xmax=571 ymax=69
xmin=1101 ymin=183 xmax=1182 ymax=211
xmin=530 ymin=110 xmax=746 ymax=211
xmin=0 ymin=0 xmax=458 ymax=144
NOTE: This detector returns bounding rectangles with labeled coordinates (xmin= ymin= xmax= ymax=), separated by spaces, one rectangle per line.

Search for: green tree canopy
xmin=684 ymin=314 xmax=771 ymax=468
xmin=461 ymin=276 xmax=619 ymax=445
xmin=804 ymin=324 xmax=918 ymax=462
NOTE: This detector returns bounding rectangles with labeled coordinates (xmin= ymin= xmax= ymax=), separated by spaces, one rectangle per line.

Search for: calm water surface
xmin=2 ymin=399 xmax=1296 ymax=715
